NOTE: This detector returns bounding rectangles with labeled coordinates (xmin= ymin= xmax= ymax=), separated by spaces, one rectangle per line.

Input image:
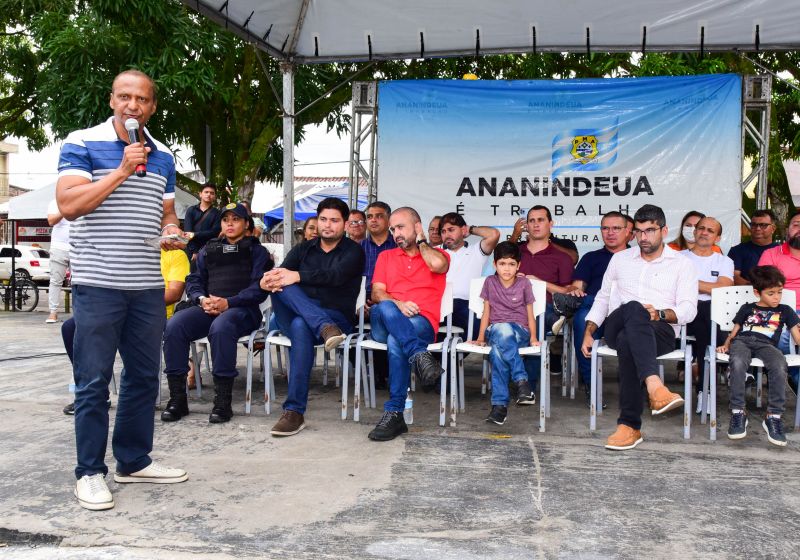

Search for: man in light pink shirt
xmin=582 ymin=204 xmax=698 ymax=451
xmin=758 ymin=209 xmax=800 ymax=392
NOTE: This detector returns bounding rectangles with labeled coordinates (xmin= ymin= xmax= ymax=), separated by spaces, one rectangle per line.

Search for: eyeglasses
xmin=600 ymin=226 xmax=625 ymax=233
xmin=751 ymin=223 xmax=773 ymax=229
xmin=347 ymin=220 xmax=365 ymax=226
xmin=632 ymin=227 xmax=662 ymax=237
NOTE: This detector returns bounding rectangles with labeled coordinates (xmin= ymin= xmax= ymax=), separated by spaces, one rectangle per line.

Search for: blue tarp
xmin=263 ymin=184 xmax=367 ymax=227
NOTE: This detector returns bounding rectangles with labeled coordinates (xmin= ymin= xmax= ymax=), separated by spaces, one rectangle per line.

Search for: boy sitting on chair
xmin=717 ymin=265 xmax=800 ymax=446
xmin=162 ymin=203 xmax=273 ymax=424
xmin=472 ymin=241 xmax=539 ymax=426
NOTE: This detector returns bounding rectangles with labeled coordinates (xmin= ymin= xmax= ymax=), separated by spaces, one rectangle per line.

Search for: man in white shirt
xmin=47 ymin=199 xmax=71 ymax=323
xmin=582 ymin=204 xmax=698 ymax=451
xmin=439 ymin=212 xmax=500 ymax=335
xmin=682 ymin=217 xmax=734 ymax=410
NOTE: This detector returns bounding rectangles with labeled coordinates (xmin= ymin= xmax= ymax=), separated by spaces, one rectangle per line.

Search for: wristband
xmin=161 ymin=223 xmax=179 ymax=233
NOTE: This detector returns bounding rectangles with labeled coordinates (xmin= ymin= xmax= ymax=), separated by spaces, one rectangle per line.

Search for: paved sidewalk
xmin=1 ymin=310 xmax=799 ymax=559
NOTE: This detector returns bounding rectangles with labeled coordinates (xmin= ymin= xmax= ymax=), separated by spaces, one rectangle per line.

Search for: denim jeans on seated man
xmin=778 ymin=319 xmax=800 ymax=389
xmin=72 ymin=285 xmax=165 ymax=479
xmin=523 ymin=303 xmax=557 ymax=386
xmin=272 ymin=284 xmax=352 ymax=414
xmin=452 ymin=298 xmax=481 ymax=339
xmin=369 ymin=300 xmax=435 ymax=411
xmin=487 ymin=323 xmax=531 ymax=406
xmin=571 ymin=294 xmax=604 ymax=387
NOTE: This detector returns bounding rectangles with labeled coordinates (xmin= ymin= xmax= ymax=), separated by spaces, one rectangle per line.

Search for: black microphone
xmin=124 ymin=118 xmax=147 ymax=177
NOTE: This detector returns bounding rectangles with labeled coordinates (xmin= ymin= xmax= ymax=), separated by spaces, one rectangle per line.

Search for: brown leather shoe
xmin=320 ymin=324 xmax=346 ymax=352
xmin=605 ymin=424 xmax=643 ymax=450
xmin=270 ymin=410 xmax=306 ymax=437
xmin=650 ymin=385 xmax=684 ymax=416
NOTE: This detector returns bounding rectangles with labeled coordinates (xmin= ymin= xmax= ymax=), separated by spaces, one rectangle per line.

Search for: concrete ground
xmin=1 ymin=309 xmax=799 ymax=559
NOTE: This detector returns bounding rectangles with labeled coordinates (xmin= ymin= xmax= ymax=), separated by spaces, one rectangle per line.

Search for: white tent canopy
xmin=8 ymin=183 xmax=199 ymax=220
xmin=186 ymin=0 xmax=800 ymax=63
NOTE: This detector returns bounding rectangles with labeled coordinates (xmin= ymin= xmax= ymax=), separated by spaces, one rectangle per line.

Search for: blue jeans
xmin=524 ymin=303 xmax=557 ymax=386
xmin=778 ymin=313 xmax=800 ymax=388
xmin=572 ymin=295 xmax=603 ymax=386
xmin=72 ymin=285 xmax=165 ymax=479
xmin=163 ymin=305 xmax=262 ymax=378
xmin=487 ymin=323 xmax=531 ymax=406
xmin=369 ymin=301 xmax=434 ymax=411
xmin=272 ymin=285 xmax=352 ymax=414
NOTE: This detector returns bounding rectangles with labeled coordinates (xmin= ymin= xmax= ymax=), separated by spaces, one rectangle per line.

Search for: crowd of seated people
xmin=59 ymin=195 xmax=796 ymax=450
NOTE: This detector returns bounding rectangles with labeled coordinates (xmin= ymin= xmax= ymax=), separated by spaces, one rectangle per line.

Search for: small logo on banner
xmin=570 ymin=136 xmax=598 ymax=163
xmin=551 ymin=121 xmax=619 ymax=179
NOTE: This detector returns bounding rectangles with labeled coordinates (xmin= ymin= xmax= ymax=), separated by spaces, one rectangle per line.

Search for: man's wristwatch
xmin=657 ymin=309 xmax=668 ymax=321
xmin=417 ymin=238 xmax=429 ymax=246
xmin=468 ymin=225 xmax=475 ymax=235
xmin=197 ymin=295 xmax=207 ymax=306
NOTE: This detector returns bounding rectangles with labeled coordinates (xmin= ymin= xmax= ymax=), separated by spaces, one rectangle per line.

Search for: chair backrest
xmin=263 ymin=242 xmax=285 ymax=266
xmin=355 ymin=276 xmax=367 ymax=332
xmin=439 ymin=283 xmax=454 ymax=322
xmin=711 ymin=286 xmax=797 ymax=331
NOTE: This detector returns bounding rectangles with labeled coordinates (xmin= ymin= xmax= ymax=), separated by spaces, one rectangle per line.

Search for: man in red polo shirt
xmin=758 ymin=209 xmax=800 ymax=392
xmin=367 ymin=206 xmax=450 ymax=441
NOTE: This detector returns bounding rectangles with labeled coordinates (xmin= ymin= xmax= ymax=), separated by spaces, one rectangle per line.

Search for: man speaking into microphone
xmin=56 ymin=70 xmax=188 ymax=510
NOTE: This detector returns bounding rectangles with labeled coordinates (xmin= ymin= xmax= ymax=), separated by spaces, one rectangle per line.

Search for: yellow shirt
xmin=161 ymin=249 xmax=190 ymax=318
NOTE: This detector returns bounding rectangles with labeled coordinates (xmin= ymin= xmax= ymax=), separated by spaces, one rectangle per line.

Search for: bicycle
xmin=1 ymin=272 xmax=39 ymax=312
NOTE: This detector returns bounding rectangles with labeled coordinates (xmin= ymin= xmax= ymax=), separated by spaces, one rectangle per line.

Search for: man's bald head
xmin=112 ymin=70 xmax=157 ymax=102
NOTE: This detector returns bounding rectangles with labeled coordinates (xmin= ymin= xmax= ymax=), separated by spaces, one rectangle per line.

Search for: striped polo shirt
xmin=57 ymin=117 xmax=176 ymax=290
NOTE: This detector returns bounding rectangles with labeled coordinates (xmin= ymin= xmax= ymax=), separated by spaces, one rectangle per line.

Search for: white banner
xmin=377 ymin=75 xmax=742 ymax=254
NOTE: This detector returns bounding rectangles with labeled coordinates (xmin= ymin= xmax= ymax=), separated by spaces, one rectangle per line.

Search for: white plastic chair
xmin=589 ymin=312 xmax=694 ymax=439
xmin=449 ymin=278 xmax=550 ymax=430
xmin=187 ymin=297 xmax=272 ymax=414
xmin=353 ymin=283 xmax=456 ymax=426
xmin=264 ymin=277 xmax=367 ymax=416
xmin=704 ymin=286 xmax=800 ymax=440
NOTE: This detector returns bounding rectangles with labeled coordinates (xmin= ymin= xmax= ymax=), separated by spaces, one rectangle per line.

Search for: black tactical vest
xmin=205 ymin=236 xmax=256 ymax=297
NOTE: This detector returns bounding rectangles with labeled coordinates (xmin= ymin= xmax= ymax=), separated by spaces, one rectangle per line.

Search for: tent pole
xmin=282 ymin=63 xmax=295 ymax=255
xmin=10 ymin=219 xmax=16 ymax=312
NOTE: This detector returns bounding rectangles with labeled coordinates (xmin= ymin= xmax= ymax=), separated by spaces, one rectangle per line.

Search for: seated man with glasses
xmin=729 ymin=209 xmax=779 ymax=286
xmin=553 ymin=211 xmax=631 ymax=405
xmin=346 ymin=209 xmax=367 ymax=243
xmin=582 ymin=204 xmax=698 ymax=451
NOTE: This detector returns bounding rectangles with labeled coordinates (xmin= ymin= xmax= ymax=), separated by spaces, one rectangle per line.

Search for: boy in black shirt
xmin=717 ymin=265 xmax=800 ymax=446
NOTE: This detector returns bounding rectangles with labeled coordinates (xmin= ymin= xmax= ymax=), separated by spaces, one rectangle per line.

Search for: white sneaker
xmin=75 ymin=474 xmax=114 ymax=510
xmin=114 ymin=461 xmax=188 ymax=484
xmin=695 ymin=391 xmax=711 ymax=415
xmin=551 ymin=316 xmax=566 ymax=336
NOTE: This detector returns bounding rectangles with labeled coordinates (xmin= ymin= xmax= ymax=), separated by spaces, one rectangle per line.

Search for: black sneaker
xmin=368 ymin=411 xmax=408 ymax=441
xmin=515 ymin=380 xmax=536 ymax=405
xmin=64 ymin=400 xmax=111 ymax=416
xmin=412 ymin=351 xmax=444 ymax=392
xmin=485 ymin=405 xmax=508 ymax=425
xmin=583 ymin=386 xmax=607 ymax=410
xmin=762 ymin=416 xmax=787 ymax=447
xmin=552 ymin=293 xmax=583 ymax=319
xmin=727 ymin=411 xmax=748 ymax=440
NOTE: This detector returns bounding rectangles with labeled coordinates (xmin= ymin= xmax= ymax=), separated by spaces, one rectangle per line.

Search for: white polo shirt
xmin=445 ymin=240 xmax=491 ymax=300
xmin=681 ymin=249 xmax=734 ymax=302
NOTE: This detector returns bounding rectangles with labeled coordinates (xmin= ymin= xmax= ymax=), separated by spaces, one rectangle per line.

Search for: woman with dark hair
xmin=668 ymin=210 xmax=705 ymax=251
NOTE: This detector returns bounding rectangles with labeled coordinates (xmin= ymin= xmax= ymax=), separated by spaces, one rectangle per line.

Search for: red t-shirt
xmin=372 ymin=247 xmax=449 ymax=332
